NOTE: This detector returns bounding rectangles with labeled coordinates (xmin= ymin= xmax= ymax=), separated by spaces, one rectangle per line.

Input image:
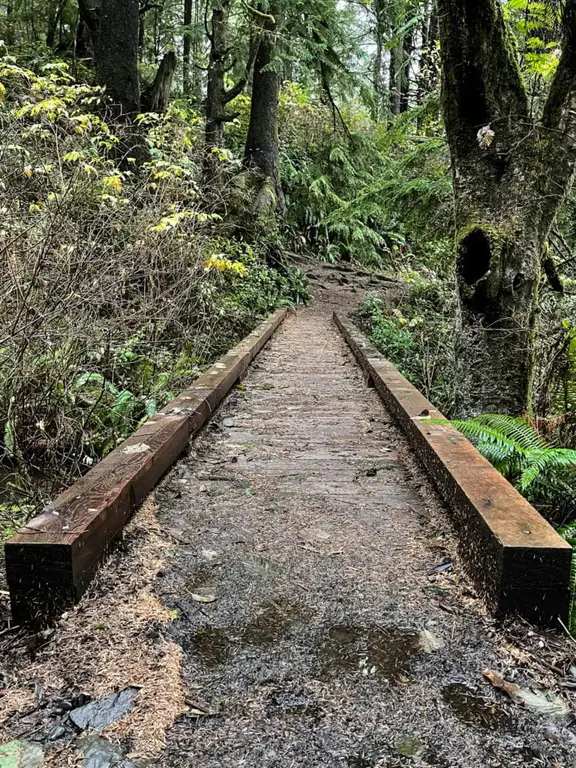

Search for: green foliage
xmin=357 ymin=276 xmax=457 ymax=414
xmin=453 ymin=414 xmax=576 ymax=523
xmin=0 ymin=54 xmax=300 ymax=518
xmin=226 ymin=84 xmax=451 ymax=268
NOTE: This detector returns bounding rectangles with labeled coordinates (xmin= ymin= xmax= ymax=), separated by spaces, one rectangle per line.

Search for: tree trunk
xmin=243 ymin=0 xmax=282 ymax=207
xmin=390 ymin=40 xmax=402 ymax=116
xmin=96 ymin=0 xmax=148 ymax=164
xmin=417 ymin=4 xmax=437 ymax=106
xmin=399 ymin=30 xmax=412 ymax=112
xmin=372 ymin=0 xmax=384 ymax=120
xmin=142 ymin=51 xmax=177 ymax=112
xmin=96 ymin=0 xmax=140 ymax=115
xmin=77 ymin=0 xmax=99 ymax=60
xmin=205 ymin=0 xmax=230 ymax=149
xmin=205 ymin=0 xmax=258 ymax=153
xmin=438 ymin=0 xmax=576 ymax=416
xmin=139 ymin=11 xmax=145 ymax=61
xmin=46 ymin=0 xmax=65 ymax=48
xmin=183 ymin=0 xmax=192 ymax=96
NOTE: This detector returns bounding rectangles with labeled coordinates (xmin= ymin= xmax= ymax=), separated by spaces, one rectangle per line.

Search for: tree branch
xmin=543 ymin=0 xmax=576 ymax=133
xmin=223 ymin=34 xmax=260 ymax=104
xmin=139 ymin=2 xmax=163 ymax=14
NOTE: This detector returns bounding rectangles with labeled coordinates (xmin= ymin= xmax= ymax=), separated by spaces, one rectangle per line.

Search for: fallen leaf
xmin=484 ymin=669 xmax=570 ymax=719
xmin=123 ymin=442 xmax=151 ymax=455
xmin=417 ymin=629 xmax=446 ymax=653
xmin=191 ymin=593 xmax=217 ymax=604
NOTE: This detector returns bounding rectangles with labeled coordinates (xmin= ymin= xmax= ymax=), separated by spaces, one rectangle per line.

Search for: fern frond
xmin=474 ymin=414 xmax=546 ymax=449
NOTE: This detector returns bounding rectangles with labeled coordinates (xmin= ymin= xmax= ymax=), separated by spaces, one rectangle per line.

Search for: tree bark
xmin=77 ymin=0 xmax=99 ymax=58
xmin=400 ymin=30 xmax=412 ymax=112
xmin=390 ymin=40 xmax=402 ymax=116
xmin=372 ymin=0 xmax=388 ymax=121
xmin=438 ymin=0 xmax=576 ymax=416
xmin=243 ymin=0 xmax=282 ymax=207
xmin=205 ymin=0 xmax=231 ymax=149
xmin=142 ymin=51 xmax=177 ymax=112
xmin=96 ymin=0 xmax=149 ymax=164
xmin=205 ymin=0 xmax=258 ymax=151
xmin=96 ymin=0 xmax=140 ymax=115
xmin=417 ymin=4 xmax=437 ymax=106
xmin=183 ymin=0 xmax=193 ymax=95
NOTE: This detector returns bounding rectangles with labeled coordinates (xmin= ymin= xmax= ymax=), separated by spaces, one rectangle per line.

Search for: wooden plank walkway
xmin=154 ymin=305 xmax=575 ymax=767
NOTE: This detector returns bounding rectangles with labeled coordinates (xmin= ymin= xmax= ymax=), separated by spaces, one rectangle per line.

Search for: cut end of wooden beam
xmin=334 ymin=312 xmax=572 ymax=628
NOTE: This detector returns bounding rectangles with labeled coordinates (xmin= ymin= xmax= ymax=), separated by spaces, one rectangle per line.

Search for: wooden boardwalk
xmin=2 ymin=285 xmax=576 ymax=766
xmin=155 ymin=306 xmax=574 ymax=767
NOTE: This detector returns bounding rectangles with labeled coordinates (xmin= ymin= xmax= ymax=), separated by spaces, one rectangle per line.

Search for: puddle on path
xmin=184 ymin=626 xmax=231 ymax=665
xmin=442 ymin=683 xmax=514 ymax=731
xmin=319 ymin=625 xmax=420 ymax=682
xmin=184 ymin=598 xmax=304 ymax=666
xmin=243 ymin=598 xmax=303 ymax=645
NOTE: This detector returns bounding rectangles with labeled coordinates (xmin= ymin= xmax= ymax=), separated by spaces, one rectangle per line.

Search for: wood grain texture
xmin=334 ymin=312 xmax=572 ymax=627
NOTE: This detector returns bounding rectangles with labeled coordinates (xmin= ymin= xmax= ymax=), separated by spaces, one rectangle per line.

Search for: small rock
xmin=80 ymin=734 xmax=145 ymax=767
xmin=70 ymin=687 xmax=140 ymax=732
xmin=417 ymin=629 xmax=446 ymax=653
xmin=222 ymin=418 xmax=235 ymax=428
xmin=0 ymin=740 xmax=44 ymax=767
xmin=395 ymin=734 xmax=425 ymax=758
xmin=48 ymin=724 xmax=67 ymax=741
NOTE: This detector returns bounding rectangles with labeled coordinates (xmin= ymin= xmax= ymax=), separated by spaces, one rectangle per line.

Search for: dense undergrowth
xmin=0 ymin=57 xmax=310 ymax=539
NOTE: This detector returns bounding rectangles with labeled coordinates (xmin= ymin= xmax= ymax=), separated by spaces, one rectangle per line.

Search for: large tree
xmin=243 ymin=0 xmax=283 ymax=206
xmin=205 ymin=0 xmax=258 ymax=151
xmin=438 ymin=0 xmax=576 ymax=416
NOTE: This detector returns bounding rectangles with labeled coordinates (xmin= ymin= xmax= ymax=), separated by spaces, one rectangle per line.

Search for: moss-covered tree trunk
xmin=438 ymin=0 xmax=576 ymax=416
xmin=205 ymin=0 xmax=258 ymax=158
xmin=205 ymin=0 xmax=230 ymax=149
xmin=243 ymin=0 xmax=283 ymax=210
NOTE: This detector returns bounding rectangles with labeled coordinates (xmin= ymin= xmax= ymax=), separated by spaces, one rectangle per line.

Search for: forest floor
xmin=2 ymin=268 xmax=576 ymax=767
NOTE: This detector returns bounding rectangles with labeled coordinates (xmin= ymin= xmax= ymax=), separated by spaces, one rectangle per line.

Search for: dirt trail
xmin=156 ymin=299 xmax=576 ymax=767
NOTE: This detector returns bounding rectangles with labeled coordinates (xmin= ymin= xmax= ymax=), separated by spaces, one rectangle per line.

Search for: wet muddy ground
xmin=155 ymin=304 xmax=576 ymax=767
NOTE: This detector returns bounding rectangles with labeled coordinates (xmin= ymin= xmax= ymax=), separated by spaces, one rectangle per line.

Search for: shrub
xmin=0 ymin=56 xmax=302 ymax=512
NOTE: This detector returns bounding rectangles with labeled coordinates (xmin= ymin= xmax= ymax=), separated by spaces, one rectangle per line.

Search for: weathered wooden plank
xmin=5 ymin=309 xmax=288 ymax=625
xmin=334 ymin=312 xmax=572 ymax=627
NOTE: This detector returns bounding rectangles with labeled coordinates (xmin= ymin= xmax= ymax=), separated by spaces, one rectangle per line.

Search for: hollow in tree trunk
xmin=438 ymin=0 xmax=576 ymax=416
